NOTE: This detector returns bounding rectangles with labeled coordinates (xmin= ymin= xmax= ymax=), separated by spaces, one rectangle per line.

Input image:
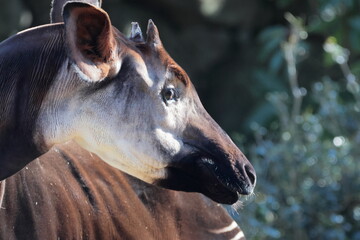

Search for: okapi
xmin=0 ymin=0 xmax=256 ymax=239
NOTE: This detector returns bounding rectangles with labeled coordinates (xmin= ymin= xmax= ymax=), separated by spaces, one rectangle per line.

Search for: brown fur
xmin=0 ymin=142 xmax=244 ymax=240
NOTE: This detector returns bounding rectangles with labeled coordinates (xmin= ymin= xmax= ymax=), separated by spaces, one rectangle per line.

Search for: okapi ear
xmin=50 ymin=0 xmax=102 ymax=23
xmin=146 ymin=20 xmax=163 ymax=48
xmin=63 ymin=2 xmax=121 ymax=82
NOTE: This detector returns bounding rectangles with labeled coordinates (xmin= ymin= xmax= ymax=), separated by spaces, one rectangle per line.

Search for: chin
xmin=154 ymin=156 xmax=246 ymax=205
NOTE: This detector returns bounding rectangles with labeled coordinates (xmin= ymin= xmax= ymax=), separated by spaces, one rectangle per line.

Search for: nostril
xmin=245 ymin=165 xmax=256 ymax=186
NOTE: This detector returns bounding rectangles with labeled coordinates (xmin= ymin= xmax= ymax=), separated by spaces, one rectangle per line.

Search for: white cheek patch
xmin=71 ymin=116 xmax=166 ymax=183
xmin=37 ymin=59 xmax=185 ymax=185
xmin=155 ymin=128 xmax=182 ymax=155
xmin=69 ymin=96 xmax=169 ymax=182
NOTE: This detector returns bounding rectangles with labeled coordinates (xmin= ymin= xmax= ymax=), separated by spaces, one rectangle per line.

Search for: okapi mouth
xmin=155 ymin=148 xmax=251 ymax=204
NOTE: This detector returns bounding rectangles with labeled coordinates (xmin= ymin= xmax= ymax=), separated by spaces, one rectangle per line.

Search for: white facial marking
xmin=155 ymin=128 xmax=182 ymax=155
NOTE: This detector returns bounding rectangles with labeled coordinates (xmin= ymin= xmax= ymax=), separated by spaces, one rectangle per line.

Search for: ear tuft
xmin=63 ymin=2 xmax=121 ymax=82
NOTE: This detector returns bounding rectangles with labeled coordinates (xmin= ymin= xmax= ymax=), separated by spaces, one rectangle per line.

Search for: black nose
xmin=242 ymin=164 xmax=256 ymax=194
xmin=245 ymin=164 xmax=256 ymax=185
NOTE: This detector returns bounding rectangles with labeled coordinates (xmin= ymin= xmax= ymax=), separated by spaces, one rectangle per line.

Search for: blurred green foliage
xmin=1 ymin=0 xmax=360 ymax=239
xmin=236 ymin=60 xmax=360 ymax=239
xmin=233 ymin=3 xmax=360 ymax=239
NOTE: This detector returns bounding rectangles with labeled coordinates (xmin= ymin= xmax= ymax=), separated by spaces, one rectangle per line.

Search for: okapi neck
xmin=0 ymin=25 xmax=67 ymax=180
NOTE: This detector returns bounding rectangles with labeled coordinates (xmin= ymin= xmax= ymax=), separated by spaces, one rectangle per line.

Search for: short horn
xmin=130 ymin=22 xmax=144 ymax=42
xmin=146 ymin=19 xmax=162 ymax=48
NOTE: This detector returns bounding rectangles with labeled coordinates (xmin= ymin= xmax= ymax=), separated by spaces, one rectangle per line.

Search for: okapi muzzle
xmin=0 ymin=2 xmax=256 ymax=204
xmin=156 ymin=96 xmax=256 ymax=204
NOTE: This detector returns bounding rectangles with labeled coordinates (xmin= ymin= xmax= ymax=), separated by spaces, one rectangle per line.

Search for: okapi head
xmin=0 ymin=2 xmax=256 ymax=204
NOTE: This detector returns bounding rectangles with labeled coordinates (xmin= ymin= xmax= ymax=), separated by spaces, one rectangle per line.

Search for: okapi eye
xmin=162 ymin=88 xmax=178 ymax=103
